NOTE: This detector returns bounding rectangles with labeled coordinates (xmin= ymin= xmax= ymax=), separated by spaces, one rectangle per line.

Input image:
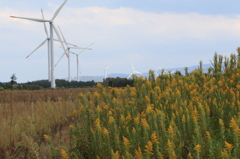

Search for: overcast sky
xmin=1 ymin=0 xmax=240 ymax=82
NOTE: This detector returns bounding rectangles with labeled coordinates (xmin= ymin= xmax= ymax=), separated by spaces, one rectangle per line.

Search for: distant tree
xmin=174 ymin=70 xmax=182 ymax=76
xmin=10 ymin=74 xmax=18 ymax=90
xmin=10 ymin=74 xmax=17 ymax=85
xmin=104 ymin=77 xmax=134 ymax=87
xmin=184 ymin=67 xmax=189 ymax=76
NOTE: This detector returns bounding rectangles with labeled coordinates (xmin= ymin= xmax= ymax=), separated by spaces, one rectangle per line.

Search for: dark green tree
xmin=10 ymin=74 xmax=17 ymax=85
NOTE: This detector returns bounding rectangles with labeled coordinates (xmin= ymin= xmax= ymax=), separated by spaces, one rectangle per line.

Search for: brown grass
xmin=0 ymin=88 xmax=96 ymax=158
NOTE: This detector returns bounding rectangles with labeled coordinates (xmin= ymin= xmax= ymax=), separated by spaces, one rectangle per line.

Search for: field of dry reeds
xmin=0 ymin=88 xmax=96 ymax=158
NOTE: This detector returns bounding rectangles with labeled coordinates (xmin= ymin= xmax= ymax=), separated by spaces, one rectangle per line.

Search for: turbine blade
xmin=78 ymin=43 xmax=94 ymax=54
xmin=134 ymin=71 xmax=142 ymax=74
xmin=95 ymin=65 xmax=104 ymax=70
xmin=105 ymin=63 xmax=113 ymax=70
xmin=10 ymin=16 xmax=50 ymax=22
xmin=41 ymin=9 xmax=49 ymax=38
xmin=58 ymin=26 xmax=68 ymax=47
xmin=53 ymin=39 xmax=76 ymax=46
xmin=69 ymin=47 xmax=91 ymax=49
xmin=70 ymin=51 xmax=78 ymax=55
xmin=55 ymin=50 xmax=68 ymax=67
xmin=53 ymin=23 xmax=69 ymax=67
xmin=52 ymin=23 xmax=66 ymax=51
xmin=127 ymin=73 xmax=133 ymax=79
xmin=85 ymin=43 xmax=94 ymax=48
xmin=132 ymin=64 xmax=135 ymax=71
xmin=58 ymin=46 xmax=69 ymax=58
xmin=52 ymin=0 xmax=68 ymax=20
xmin=26 ymin=39 xmax=47 ymax=58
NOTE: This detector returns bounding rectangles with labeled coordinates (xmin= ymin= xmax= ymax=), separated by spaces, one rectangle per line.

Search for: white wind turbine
xmin=171 ymin=70 xmax=176 ymax=75
xmin=96 ymin=64 xmax=113 ymax=80
xmin=153 ymin=67 xmax=163 ymax=80
xmin=154 ymin=67 xmax=162 ymax=77
xmin=11 ymin=0 xmax=69 ymax=88
xmin=164 ymin=70 xmax=176 ymax=75
xmin=70 ymin=43 xmax=94 ymax=82
xmin=127 ymin=64 xmax=142 ymax=79
xmin=56 ymin=26 xmax=92 ymax=82
xmin=25 ymin=9 xmax=76 ymax=82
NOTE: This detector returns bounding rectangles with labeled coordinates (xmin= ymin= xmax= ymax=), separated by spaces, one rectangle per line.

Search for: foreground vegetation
xmin=1 ymin=53 xmax=240 ymax=158
xmin=53 ymin=53 xmax=240 ymax=158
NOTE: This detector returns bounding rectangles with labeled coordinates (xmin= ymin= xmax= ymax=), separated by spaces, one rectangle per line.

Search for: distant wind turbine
xmin=56 ymin=26 xmax=92 ymax=82
xmin=69 ymin=43 xmax=94 ymax=82
xmin=11 ymin=0 xmax=69 ymax=88
xmin=127 ymin=64 xmax=142 ymax=79
xmin=171 ymin=70 xmax=176 ymax=74
xmin=153 ymin=67 xmax=164 ymax=80
xmin=154 ymin=66 xmax=162 ymax=77
xmin=96 ymin=64 xmax=113 ymax=80
xmin=164 ymin=70 xmax=176 ymax=75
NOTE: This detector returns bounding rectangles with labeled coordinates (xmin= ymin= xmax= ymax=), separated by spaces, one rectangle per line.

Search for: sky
xmin=1 ymin=0 xmax=240 ymax=83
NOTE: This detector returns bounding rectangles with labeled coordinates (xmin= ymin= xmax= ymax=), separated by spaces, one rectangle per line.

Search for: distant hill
xmin=68 ymin=63 xmax=212 ymax=82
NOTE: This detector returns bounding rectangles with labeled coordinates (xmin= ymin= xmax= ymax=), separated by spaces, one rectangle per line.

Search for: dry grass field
xmin=0 ymin=88 xmax=96 ymax=158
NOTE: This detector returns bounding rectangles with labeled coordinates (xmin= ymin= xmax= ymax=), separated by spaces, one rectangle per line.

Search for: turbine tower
xmin=96 ymin=64 xmax=113 ymax=80
xmin=56 ymin=26 xmax=91 ymax=82
xmin=127 ymin=64 xmax=142 ymax=79
xmin=70 ymin=43 xmax=94 ymax=82
xmin=10 ymin=0 xmax=69 ymax=88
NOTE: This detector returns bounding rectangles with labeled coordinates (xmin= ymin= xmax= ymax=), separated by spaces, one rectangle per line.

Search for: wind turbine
xmin=164 ymin=70 xmax=176 ymax=75
xmin=25 ymin=9 xmax=76 ymax=82
xmin=10 ymin=0 xmax=69 ymax=88
xmin=170 ymin=70 xmax=176 ymax=75
xmin=69 ymin=43 xmax=94 ymax=82
xmin=127 ymin=64 xmax=142 ymax=79
xmin=96 ymin=64 xmax=113 ymax=80
xmin=154 ymin=66 xmax=162 ymax=77
xmin=153 ymin=67 xmax=163 ymax=80
xmin=56 ymin=26 xmax=92 ymax=82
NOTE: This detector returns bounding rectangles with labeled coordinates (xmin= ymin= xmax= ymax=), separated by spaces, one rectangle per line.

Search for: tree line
xmin=0 ymin=74 xmax=135 ymax=90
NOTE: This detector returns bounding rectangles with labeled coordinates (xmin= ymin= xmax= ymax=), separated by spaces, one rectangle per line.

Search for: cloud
xmin=3 ymin=6 xmax=240 ymax=45
xmin=54 ymin=7 xmax=240 ymax=42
